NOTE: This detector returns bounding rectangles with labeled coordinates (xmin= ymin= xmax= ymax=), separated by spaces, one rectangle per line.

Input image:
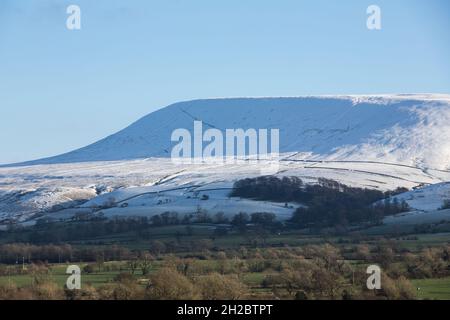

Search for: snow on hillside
xmin=392 ymin=182 xmax=450 ymax=211
xmin=14 ymin=94 xmax=450 ymax=170
xmin=1 ymin=94 xmax=450 ymax=224
xmin=1 ymin=156 xmax=450 ymax=223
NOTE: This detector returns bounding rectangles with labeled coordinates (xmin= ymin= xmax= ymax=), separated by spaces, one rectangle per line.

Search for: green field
xmin=412 ymin=277 xmax=450 ymax=300
xmin=2 ymin=261 xmax=449 ymax=300
xmin=1 ymin=221 xmax=450 ymax=300
xmin=0 ymin=264 xmax=124 ymax=288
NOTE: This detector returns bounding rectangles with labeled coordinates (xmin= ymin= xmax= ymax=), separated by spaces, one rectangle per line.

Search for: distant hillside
xmin=13 ymin=94 xmax=450 ymax=170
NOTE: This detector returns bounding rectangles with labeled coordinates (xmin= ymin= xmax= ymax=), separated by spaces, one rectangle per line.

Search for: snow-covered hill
xmin=14 ymin=94 xmax=450 ymax=170
xmin=392 ymin=182 xmax=450 ymax=211
xmin=1 ymin=94 xmax=450 ymax=225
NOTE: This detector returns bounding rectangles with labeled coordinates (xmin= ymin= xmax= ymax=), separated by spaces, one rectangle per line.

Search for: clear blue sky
xmin=0 ymin=0 xmax=449 ymax=164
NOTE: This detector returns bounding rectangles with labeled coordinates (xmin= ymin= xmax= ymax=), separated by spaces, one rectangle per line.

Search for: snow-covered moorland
xmin=1 ymin=94 xmax=450 ymax=225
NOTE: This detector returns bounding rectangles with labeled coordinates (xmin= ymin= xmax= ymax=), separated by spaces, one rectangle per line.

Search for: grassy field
xmin=2 ymin=260 xmax=449 ymax=300
xmin=0 ymin=261 xmax=270 ymax=292
xmin=0 ymin=264 xmax=125 ymax=288
xmin=412 ymin=277 xmax=450 ymax=300
xmin=1 ymin=222 xmax=449 ymax=300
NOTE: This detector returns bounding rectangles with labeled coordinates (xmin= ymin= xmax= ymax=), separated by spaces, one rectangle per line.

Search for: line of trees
xmin=3 ymin=242 xmax=444 ymax=300
xmin=0 ymin=243 xmax=134 ymax=265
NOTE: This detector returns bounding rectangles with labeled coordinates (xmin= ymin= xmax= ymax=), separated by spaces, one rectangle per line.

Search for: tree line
xmin=230 ymin=176 xmax=410 ymax=228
